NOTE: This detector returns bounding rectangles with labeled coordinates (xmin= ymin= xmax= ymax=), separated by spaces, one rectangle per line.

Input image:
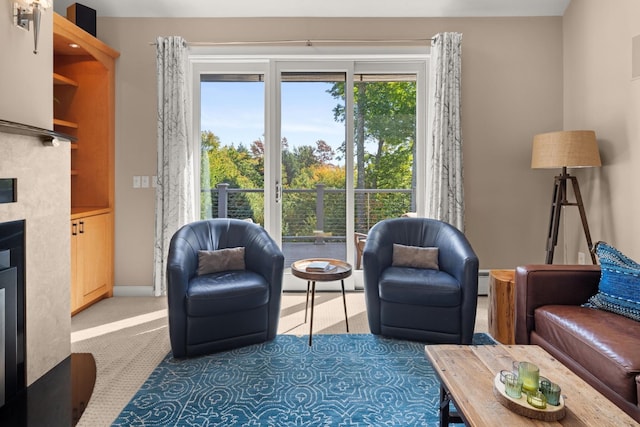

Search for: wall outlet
xmin=578 ymin=252 xmax=586 ymax=265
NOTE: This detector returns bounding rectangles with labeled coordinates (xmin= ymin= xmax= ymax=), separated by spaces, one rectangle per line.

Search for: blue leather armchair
xmin=363 ymin=217 xmax=479 ymax=344
xmin=167 ymin=219 xmax=284 ymax=358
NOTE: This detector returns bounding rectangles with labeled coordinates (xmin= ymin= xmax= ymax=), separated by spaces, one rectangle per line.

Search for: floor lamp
xmin=531 ymin=130 xmax=602 ymax=264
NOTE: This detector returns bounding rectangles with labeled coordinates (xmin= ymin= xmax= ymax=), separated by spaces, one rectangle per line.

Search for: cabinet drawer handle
xmin=72 ymin=222 xmax=78 ymax=236
xmin=79 ymin=221 xmax=85 ymax=234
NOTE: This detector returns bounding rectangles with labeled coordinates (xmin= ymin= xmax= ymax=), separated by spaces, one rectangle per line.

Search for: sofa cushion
xmin=534 ymin=305 xmax=640 ymax=403
xmin=586 ymin=241 xmax=640 ymax=321
xmin=379 ymin=266 xmax=459 ymax=306
xmin=187 ymin=271 xmax=268 ymax=317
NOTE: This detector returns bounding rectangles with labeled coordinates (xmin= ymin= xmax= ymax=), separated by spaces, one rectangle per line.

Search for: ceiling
xmin=53 ymin=0 xmax=571 ymax=18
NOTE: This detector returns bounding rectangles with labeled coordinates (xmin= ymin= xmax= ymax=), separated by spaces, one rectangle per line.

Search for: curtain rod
xmin=149 ymin=38 xmax=433 ymax=47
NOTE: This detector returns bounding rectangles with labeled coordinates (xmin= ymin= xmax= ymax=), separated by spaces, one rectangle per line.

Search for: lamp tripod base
xmin=545 ymin=168 xmax=597 ymax=264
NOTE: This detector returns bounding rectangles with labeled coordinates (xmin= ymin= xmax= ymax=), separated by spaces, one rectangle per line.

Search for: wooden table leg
xmin=308 ymin=281 xmax=316 ymax=346
xmin=341 ymin=279 xmax=349 ymax=332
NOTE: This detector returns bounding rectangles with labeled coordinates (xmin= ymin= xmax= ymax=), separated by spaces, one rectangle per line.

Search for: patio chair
xmin=354 ymin=232 xmax=368 ymax=269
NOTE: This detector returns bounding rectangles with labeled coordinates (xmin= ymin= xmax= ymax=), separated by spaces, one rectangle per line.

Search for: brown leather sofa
xmin=515 ymin=264 xmax=640 ymax=422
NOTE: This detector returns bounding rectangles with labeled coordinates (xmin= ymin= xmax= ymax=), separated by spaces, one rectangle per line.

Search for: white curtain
xmin=426 ymin=32 xmax=465 ymax=231
xmin=154 ymin=36 xmax=195 ymax=296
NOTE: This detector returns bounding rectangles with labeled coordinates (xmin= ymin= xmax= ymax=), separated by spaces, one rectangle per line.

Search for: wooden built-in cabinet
xmin=54 ymin=13 xmax=120 ymax=315
xmin=71 ymin=211 xmax=113 ymax=313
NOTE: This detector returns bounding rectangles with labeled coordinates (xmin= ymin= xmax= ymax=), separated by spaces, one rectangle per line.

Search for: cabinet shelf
xmin=71 ymin=207 xmax=111 ymax=219
xmin=54 ymin=118 xmax=79 ymax=129
xmin=55 ymin=12 xmax=119 ymax=316
xmin=53 ymin=72 xmax=78 ymax=87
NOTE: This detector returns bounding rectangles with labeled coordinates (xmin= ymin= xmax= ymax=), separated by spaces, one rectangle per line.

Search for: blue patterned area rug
xmin=113 ymin=333 xmax=494 ymax=427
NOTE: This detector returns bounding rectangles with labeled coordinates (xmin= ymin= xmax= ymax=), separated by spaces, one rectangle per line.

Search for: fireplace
xmin=0 ymin=121 xmax=72 ymax=422
xmin=0 ymin=220 xmax=25 ymax=408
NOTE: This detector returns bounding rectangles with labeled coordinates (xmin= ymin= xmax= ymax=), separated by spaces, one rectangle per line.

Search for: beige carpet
xmin=71 ymin=292 xmax=488 ymax=426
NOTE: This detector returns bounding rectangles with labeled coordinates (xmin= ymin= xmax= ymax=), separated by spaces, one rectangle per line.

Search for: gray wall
xmin=0 ymin=2 xmax=52 ymax=127
xmin=97 ymin=16 xmax=564 ymax=288
xmin=563 ymin=0 xmax=640 ymax=261
xmin=0 ymin=9 xmax=70 ymax=385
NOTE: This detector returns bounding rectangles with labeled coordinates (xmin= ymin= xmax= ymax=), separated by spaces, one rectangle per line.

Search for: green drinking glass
xmin=518 ymin=361 xmax=540 ymax=394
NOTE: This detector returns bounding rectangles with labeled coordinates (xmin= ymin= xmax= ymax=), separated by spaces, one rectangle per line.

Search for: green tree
xmin=201 ymin=131 xmax=263 ymax=222
xmin=280 ymin=138 xmax=343 ymax=237
xmin=328 ymin=80 xmax=416 ymax=230
xmin=200 ymin=131 xmax=220 ymax=218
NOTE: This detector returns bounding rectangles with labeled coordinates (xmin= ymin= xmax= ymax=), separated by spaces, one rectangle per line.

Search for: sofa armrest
xmin=514 ymin=264 xmax=601 ymax=344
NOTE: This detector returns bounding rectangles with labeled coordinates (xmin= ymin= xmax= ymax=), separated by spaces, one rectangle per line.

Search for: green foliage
xmin=200 ymin=131 xmax=263 ymax=222
xmin=281 ymin=142 xmax=345 ymax=237
xmin=329 ymin=80 xmax=416 ymax=190
xmin=201 ymin=78 xmax=416 ymax=237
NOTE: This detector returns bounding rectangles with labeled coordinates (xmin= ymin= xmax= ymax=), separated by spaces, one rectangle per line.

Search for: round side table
xmin=291 ymin=258 xmax=352 ymax=346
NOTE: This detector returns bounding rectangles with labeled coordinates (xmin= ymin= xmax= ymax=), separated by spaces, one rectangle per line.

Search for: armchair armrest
xmin=514 ymin=264 xmax=601 ymax=344
xmin=242 ymin=227 xmax=284 ymax=289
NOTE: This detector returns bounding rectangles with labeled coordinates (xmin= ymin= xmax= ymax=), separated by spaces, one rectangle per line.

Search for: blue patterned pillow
xmin=586 ymin=241 xmax=640 ymax=321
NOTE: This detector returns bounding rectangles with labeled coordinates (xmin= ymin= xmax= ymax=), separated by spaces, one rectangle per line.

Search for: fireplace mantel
xmin=0 ymin=119 xmax=76 ymax=144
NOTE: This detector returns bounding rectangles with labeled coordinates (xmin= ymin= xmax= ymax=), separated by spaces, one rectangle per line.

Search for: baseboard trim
xmin=113 ymin=285 xmax=155 ymax=297
xmin=478 ymin=269 xmax=490 ymax=296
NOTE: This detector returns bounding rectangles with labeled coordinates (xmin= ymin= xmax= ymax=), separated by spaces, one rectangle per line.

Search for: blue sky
xmin=200 ymin=82 xmax=345 ymax=152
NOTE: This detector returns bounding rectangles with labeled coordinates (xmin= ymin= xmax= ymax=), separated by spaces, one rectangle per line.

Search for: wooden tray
xmin=493 ymin=373 xmax=566 ymax=421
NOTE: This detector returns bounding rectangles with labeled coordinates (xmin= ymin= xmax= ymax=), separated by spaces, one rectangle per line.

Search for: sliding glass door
xmin=352 ymin=73 xmax=418 ymax=242
xmin=193 ymin=52 xmax=427 ymax=290
xmin=279 ymin=72 xmax=347 ymax=274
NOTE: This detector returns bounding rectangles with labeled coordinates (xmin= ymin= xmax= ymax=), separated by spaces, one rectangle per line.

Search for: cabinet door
xmin=70 ymin=220 xmax=81 ymax=313
xmin=79 ymin=214 xmax=111 ymax=302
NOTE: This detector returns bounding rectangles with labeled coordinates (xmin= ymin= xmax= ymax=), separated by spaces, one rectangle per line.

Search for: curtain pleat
xmin=426 ymin=32 xmax=464 ymax=231
xmin=154 ymin=36 xmax=195 ymax=296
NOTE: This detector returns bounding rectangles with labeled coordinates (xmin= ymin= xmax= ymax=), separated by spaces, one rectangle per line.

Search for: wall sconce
xmin=13 ymin=0 xmax=52 ymax=54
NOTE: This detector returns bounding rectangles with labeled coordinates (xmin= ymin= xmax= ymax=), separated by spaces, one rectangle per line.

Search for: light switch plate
xmin=133 ymin=176 xmax=141 ymax=188
xmin=141 ymin=176 xmax=150 ymax=188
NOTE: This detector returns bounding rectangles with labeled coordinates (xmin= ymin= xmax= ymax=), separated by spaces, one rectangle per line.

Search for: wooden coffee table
xmin=291 ymin=258 xmax=351 ymax=346
xmin=425 ymin=344 xmax=637 ymax=426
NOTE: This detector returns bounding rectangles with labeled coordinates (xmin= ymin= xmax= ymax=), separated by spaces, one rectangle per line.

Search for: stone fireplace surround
xmin=0 ymin=129 xmax=71 ymax=400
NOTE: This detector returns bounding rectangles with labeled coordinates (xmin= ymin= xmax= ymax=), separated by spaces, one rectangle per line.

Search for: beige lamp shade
xmin=531 ymin=130 xmax=602 ymax=169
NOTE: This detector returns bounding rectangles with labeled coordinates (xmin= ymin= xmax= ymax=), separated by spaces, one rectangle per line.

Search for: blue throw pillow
xmin=585 ymin=241 xmax=640 ymax=321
